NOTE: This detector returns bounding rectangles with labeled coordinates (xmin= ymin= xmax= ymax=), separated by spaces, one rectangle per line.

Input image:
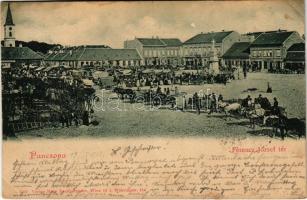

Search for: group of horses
xmin=218 ymin=98 xmax=305 ymax=139
xmin=113 ymin=87 xmax=176 ymax=106
xmin=112 ymin=87 xmax=305 ymax=139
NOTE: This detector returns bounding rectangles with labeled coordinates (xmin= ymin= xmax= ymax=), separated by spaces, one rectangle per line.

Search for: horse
xmin=279 ymin=115 xmax=305 ymax=139
xmin=219 ymin=102 xmax=241 ymax=116
xmin=113 ymin=87 xmax=136 ymax=102
xmin=246 ymin=105 xmax=266 ymax=129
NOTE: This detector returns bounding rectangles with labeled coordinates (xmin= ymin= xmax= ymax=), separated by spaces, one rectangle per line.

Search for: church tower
xmin=4 ymin=4 xmax=16 ymax=47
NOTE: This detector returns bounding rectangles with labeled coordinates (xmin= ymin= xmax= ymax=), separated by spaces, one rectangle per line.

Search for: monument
xmin=208 ymin=39 xmax=220 ymax=75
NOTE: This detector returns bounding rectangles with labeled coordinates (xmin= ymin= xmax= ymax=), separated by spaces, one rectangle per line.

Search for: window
xmin=252 ymin=51 xmax=257 ymax=57
xmin=276 ymin=50 xmax=281 ymax=57
xmin=268 ymin=50 xmax=273 ymax=57
xmin=9 ymin=27 xmax=12 ymax=30
xmin=9 ymin=32 xmax=12 ymax=37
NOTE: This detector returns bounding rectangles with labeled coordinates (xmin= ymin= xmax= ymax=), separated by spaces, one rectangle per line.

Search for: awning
xmin=35 ymin=66 xmax=45 ymax=71
xmin=82 ymin=79 xmax=94 ymax=86
xmin=163 ymin=69 xmax=171 ymax=73
xmin=142 ymin=69 xmax=154 ymax=73
xmin=44 ymin=66 xmax=57 ymax=72
xmin=29 ymin=65 xmax=39 ymax=69
xmin=122 ymin=69 xmax=132 ymax=75
xmin=181 ymin=70 xmax=199 ymax=74
xmin=93 ymin=71 xmax=109 ymax=79
xmin=153 ymin=69 xmax=163 ymax=73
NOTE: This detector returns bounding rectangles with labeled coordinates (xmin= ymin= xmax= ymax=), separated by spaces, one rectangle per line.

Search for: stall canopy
xmin=82 ymin=79 xmax=94 ymax=87
xmin=142 ymin=69 xmax=155 ymax=74
xmin=44 ymin=66 xmax=57 ymax=72
xmin=35 ymin=66 xmax=45 ymax=71
xmin=93 ymin=71 xmax=109 ymax=79
xmin=122 ymin=69 xmax=132 ymax=75
xmin=29 ymin=64 xmax=39 ymax=69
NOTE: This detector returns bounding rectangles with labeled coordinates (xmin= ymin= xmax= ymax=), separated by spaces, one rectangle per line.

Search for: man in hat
xmin=272 ymin=97 xmax=279 ymax=115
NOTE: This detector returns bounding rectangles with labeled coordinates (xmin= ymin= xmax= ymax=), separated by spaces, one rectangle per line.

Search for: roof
xmin=79 ymin=48 xmax=142 ymax=61
xmin=1 ymin=47 xmax=44 ymax=60
xmin=285 ymin=52 xmax=305 ymax=62
xmin=4 ymin=4 xmax=14 ymax=26
xmin=184 ymin=31 xmax=234 ymax=45
xmin=160 ymin=38 xmax=182 ymax=47
xmin=137 ymin=38 xmax=165 ymax=47
xmin=45 ymin=47 xmax=142 ymax=61
xmin=245 ymin=32 xmax=263 ymax=38
xmin=136 ymin=38 xmax=182 ymax=47
xmin=244 ymin=32 xmax=264 ymax=40
xmin=222 ymin=42 xmax=251 ymax=59
xmin=287 ymin=43 xmax=305 ymax=52
xmin=250 ymin=31 xmax=294 ymax=47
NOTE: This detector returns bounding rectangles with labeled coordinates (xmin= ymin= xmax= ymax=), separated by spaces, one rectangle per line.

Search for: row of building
xmin=124 ymin=30 xmax=305 ymax=72
xmin=1 ymin=4 xmax=305 ymax=73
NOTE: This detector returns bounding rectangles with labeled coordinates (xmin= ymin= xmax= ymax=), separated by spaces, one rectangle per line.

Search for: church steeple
xmin=4 ymin=4 xmax=15 ymax=26
xmin=4 ymin=3 xmax=16 ymax=47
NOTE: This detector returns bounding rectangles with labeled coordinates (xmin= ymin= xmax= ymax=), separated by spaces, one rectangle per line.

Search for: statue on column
xmin=208 ymin=39 xmax=220 ymax=75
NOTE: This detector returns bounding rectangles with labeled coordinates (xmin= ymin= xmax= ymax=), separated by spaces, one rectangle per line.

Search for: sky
xmin=1 ymin=1 xmax=305 ymax=48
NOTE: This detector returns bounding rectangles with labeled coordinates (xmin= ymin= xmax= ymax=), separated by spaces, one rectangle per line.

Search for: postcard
xmin=1 ymin=1 xmax=306 ymax=198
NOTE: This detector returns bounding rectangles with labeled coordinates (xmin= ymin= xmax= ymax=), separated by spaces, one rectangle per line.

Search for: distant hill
xmin=1 ymin=40 xmax=62 ymax=55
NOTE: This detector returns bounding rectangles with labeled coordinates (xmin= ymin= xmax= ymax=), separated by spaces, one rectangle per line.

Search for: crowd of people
xmin=2 ymin=65 xmax=96 ymax=136
xmin=113 ymin=67 xmax=238 ymax=89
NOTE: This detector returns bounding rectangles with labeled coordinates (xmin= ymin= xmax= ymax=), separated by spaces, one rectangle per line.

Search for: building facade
xmin=285 ymin=42 xmax=305 ymax=73
xmin=222 ymin=42 xmax=251 ymax=68
xmin=182 ymin=31 xmax=240 ymax=67
xmin=124 ymin=37 xmax=182 ymax=67
xmin=45 ymin=46 xmax=143 ymax=69
xmin=249 ymin=30 xmax=304 ymax=72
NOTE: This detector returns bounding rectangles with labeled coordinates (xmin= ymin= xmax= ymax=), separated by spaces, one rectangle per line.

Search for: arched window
xmin=9 ymin=32 xmax=12 ymax=37
xmin=9 ymin=27 xmax=12 ymax=30
xmin=9 ymin=44 xmax=12 ymax=47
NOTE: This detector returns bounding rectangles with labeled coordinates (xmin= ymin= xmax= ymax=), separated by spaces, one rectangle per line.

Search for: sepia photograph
xmin=1 ymin=1 xmax=306 ymax=198
xmin=2 ymin=1 xmax=305 ymax=140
